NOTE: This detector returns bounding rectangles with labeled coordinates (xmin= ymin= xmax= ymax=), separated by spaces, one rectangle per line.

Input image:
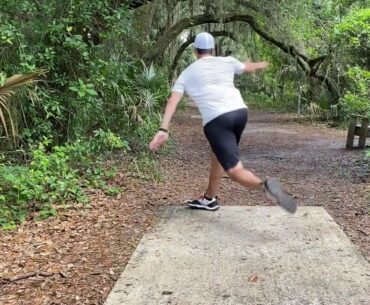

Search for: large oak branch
xmin=145 ymin=13 xmax=336 ymax=98
xmin=144 ymin=14 xmax=310 ymax=64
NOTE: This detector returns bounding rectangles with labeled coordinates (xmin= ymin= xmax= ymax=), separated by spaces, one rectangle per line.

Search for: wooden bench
xmin=346 ymin=115 xmax=370 ymax=149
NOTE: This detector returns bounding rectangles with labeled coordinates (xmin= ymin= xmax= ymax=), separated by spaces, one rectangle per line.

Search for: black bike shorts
xmin=203 ymin=108 xmax=248 ymax=171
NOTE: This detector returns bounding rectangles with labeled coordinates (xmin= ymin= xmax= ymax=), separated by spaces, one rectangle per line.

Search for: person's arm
xmin=231 ymin=57 xmax=269 ymax=75
xmin=243 ymin=61 xmax=269 ymax=73
xmin=149 ymin=92 xmax=183 ymax=151
xmin=160 ymin=92 xmax=183 ymax=130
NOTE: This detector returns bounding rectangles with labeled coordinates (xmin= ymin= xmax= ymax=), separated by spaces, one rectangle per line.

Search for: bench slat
xmin=346 ymin=117 xmax=369 ymax=148
xmin=359 ymin=118 xmax=369 ymax=148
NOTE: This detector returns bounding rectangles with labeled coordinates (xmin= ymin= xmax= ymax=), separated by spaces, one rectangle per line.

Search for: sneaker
xmin=264 ymin=179 xmax=297 ymax=214
xmin=186 ymin=195 xmax=219 ymax=211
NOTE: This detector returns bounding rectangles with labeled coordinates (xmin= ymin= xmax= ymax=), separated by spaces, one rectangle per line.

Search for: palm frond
xmin=0 ymin=69 xmax=46 ymax=93
xmin=0 ymin=69 xmax=46 ymax=143
xmin=0 ymin=99 xmax=12 ymax=138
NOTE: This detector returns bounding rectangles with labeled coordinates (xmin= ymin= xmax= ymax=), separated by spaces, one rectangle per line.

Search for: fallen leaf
xmin=248 ymin=275 xmax=259 ymax=283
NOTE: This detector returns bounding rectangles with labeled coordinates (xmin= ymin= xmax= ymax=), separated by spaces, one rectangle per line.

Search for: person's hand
xmin=149 ymin=131 xmax=169 ymax=151
xmin=258 ymin=61 xmax=269 ymax=70
xmin=244 ymin=61 xmax=269 ymax=73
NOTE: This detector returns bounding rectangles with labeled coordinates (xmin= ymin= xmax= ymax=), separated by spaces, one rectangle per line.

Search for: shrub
xmin=0 ymin=130 xmax=129 ymax=229
xmin=339 ymin=67 xmax=370 ymax=118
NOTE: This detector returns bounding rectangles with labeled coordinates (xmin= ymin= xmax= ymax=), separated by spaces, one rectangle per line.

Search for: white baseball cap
xmin=194 ymin=32 xmax=215 ymax=49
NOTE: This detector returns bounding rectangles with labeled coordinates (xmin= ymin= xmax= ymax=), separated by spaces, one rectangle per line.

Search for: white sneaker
xmin=186 ymin=196 xmax=219 ymax=211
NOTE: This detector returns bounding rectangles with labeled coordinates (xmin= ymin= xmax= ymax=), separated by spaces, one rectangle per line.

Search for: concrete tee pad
xmin=104 ymin=207 xmax=370 ymax=305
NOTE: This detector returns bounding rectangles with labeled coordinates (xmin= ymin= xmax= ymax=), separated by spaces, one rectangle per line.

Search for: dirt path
xmin=0 ymin=109 xmax=369 ymax=305
xmin=160 ymin=108 xmax=369 ymax=259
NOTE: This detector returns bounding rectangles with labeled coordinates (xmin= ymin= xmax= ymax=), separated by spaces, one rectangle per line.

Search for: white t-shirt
xmin=172 ymin=56 xmax=247 ymax=125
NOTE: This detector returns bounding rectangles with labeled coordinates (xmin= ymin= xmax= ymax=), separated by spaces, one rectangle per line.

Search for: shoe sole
xmin=186 ymin=202 xmax=219 ymax=211
xmin=265 ymin=179 xmax=297 ymax=214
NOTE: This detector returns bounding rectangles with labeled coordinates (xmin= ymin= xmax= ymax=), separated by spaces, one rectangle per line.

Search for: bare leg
xmin=226 ymin=161 xmax=263 ymax=189
xmin=204 ymin=153 xmax=224 ymax=198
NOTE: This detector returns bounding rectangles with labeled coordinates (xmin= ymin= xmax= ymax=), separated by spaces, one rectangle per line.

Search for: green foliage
xmin=0 ymin=1 xmax=169 ymax=229
xmin=245 ymin=92 xmax=295 ymax=112
xmin=104 ymin=186 xmax=122 ymax=197
xmin=91 ymin=129 xmax=130 ymax=152
xmin=233 ymin=3 xmax=370 ymax=119
xmin=234 ymin=35 xmax=305 ymax=112
xmin=339 ymin=67 xmax=370 ymax=117
xmin=0 ymin=130 xmax=129 ymax=228
xmin=0 ymin=0 xmax=169 ymax=148
xmin=69 ymin=79 xmax=98 ymax=98
xmin=129 ymin=152 xmax=161 ymax=182
xmin=333 ymin=8 xmax=370 ymax=66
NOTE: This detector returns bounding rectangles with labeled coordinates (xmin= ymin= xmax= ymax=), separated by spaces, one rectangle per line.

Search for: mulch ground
xmin=1 ymin=108 xmax=369 ymax=305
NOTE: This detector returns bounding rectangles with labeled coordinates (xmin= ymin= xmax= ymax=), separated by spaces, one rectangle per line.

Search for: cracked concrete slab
xmin=104 ymin=207 xmax=370 ymax=305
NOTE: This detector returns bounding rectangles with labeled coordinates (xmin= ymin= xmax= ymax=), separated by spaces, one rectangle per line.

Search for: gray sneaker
xmin=264 ymin=179 xmax=297 ymax=214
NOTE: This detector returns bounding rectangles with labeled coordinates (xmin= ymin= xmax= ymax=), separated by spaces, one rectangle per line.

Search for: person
xmin=149 ymin=32 xmax=297 ymax=213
